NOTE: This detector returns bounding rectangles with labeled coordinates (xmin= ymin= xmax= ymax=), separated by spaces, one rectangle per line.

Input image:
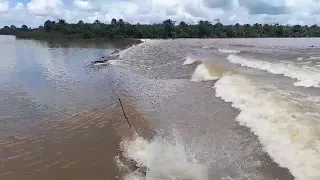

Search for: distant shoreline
xmin=2 ymin=18 xmax=320 ymax=39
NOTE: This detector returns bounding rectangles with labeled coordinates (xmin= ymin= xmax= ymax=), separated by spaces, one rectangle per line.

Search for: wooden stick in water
xmin=118 ymin=97 xmax=132 ymax=128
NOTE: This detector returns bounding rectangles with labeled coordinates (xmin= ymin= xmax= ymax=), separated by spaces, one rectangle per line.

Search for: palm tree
xmin=78 ymin=20 xmax=84 ymax=25
xmin=111 ymin=18 xmax=117 ymax=25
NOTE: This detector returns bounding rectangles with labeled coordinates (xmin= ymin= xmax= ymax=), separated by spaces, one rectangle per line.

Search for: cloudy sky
xmin=0 ymin=0 xmax=320 ymax=27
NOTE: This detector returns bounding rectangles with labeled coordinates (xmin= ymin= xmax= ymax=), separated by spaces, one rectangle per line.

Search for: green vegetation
xmin=0 ymin=24 xmax=29 ymax=35
xmin=1 ymin=19 xmax=320 ymax=39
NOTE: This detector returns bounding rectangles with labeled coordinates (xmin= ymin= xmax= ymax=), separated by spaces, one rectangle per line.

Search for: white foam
xmin=308 ymin=56 xmax=320 ymax=60
xmin=298 ymin=61 xmax=312 ymax=65
xmin=214 ymin=74 xmax=320 ymax=180
xmin=305 ymin=95 xmax=320 ymax=103
xmin=118 ymin=133 xmax=208 ymax=180
xmin=191 ymin=64 xmax=218 ymax=82
xmin=140 ymin=39 xmax=150 ymax=43
xmin=108 ymin=60 xmax=121 ymax=66
xmin=296 ymin=57 xmax=303 ymax=61
xmin=124 ymin=171 xmax=145 ymax=180
xmin=183 ymin=56 xmax=199 ymax=65
xmin=227 ymin=55 xmax=320 ymax=87
xmin=218 ymin=49 xmax=240 ymax=54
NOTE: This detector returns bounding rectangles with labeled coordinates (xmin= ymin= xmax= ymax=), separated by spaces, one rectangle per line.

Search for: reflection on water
xmin=0 ymin=36 xmax=122 ymax=119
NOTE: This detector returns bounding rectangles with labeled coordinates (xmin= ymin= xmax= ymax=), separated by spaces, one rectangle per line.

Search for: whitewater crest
xmin=183 ymin=56 xmax=199 ymax=65
xmin=191 ymin=64 xmax=219 ymax=82
xmin=296 ymin=57 xmax=303 ymax=61
xmin=214 ymin=74 xmax=320 ymax=180
xmin=202 ymin=46 xmax=211 ymax=49
xmin=308 ymin=56 xmax=320 ymax=60
xmin=115 ymin=133 xmax=208 ymax=180
xmin=226 ymin=54 xmax=320 ymax=88
xmin=218 ymin=49 xmax=240 ymax=54
xmin=189 ymin=62 xmax=229 ymax=82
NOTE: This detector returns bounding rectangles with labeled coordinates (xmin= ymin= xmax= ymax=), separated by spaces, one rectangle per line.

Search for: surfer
xmin=92 ymin=49 xmax=120 ymax=64
xmin=111 ymin=49 xmax=120 ymax=55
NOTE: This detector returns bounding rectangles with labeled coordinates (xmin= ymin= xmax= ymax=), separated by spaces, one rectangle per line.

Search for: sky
xmin=1 ymin=0 xmax=320 ymax=27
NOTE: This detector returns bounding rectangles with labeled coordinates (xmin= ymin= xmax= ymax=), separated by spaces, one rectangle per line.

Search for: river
xmin=1 ymin=36 xmax=320 ymax=180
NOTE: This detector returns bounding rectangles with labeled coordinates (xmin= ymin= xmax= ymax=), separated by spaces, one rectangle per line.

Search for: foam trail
xmin=108 ymin=60 xmax=119 ymax=66
xmin=227 ymin=55 xmax=320 ymax=87
xmin=183 ymin=56 xmax=199 ymax=65
xmin=214 ymin=74 xmax=320 ymax=180
xmin=218 ymin=49 xmax=240 ymax=54
xmin=117 ymin=133 xmax=208 ymax=180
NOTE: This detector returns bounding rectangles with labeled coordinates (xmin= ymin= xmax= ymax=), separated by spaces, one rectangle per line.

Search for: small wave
xmin=202 ymin=46 xmax=212 ymax=49
xmin=227 ymin=55 xmax=320 ymax=87
xmin=93 ymin=62 xmax=110 ymax=66
xmin=298 ymin=61 xmax=312 ymax=65
xmin=308 ymin=56 xmax=320 ymax=60
xmin=183 ymin=57 xmax=199 ymax=65
xmin=218 ymin=49 xmax=240 ymax=54
xmin=191 ymin=63 xmax=228 ymax=82
xmin=214 ymin=74 xmax=320 ymax=180
xmin=305 ymin=95 xmax=320 ymax=103
xmin=116 ymin=133 xmax=208 ymax=180
xmin=296 ymin=57 xmax=303 ymax=61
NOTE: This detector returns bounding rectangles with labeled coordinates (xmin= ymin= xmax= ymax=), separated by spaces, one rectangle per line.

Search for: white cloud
xmin=14 ymin=2 xmax=24 ymax=10
xmin=0 ymin=0 xmax=9 ymax=13
xmin=1 ymin=0 xmax=320 ymax=28
xmin=27 ymin=0 xmax=65 ymax=16
xmin=73 ymin=0 xmax=93 ymax=10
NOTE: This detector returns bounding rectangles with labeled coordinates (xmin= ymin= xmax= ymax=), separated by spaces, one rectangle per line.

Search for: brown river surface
xmin=2 ymin=36 xmax=320 ymax=179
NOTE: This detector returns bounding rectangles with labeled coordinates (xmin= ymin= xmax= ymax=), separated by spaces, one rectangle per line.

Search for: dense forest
xmin=1 ymin=18 xmax=320 ymax=39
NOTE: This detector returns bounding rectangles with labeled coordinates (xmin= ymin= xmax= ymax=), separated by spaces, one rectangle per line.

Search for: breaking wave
xmin=218 ymin=49 xmax=240 ymax=54
xmin=227 ymin=55 xmax=320 ymax=87
xmin=191 ymin=63 xmax=228 ymax=82
xmin=116 ymin=133 xmax=208 ymax=180
xmin=214 ymin=74 xmax=320 ymax=180
xmin=183 ymin=56 xmax=199 ymax=65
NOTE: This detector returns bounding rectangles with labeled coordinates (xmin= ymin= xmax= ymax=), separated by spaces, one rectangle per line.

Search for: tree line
xmin=0 ymin=24 xmax=29 ymax=35
xmin=1 ymin=18 xmax=320 ymax=39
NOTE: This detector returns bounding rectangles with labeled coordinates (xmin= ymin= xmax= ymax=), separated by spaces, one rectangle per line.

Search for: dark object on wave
xmin=309 ymin=45 xmax=315 ymax=48
xmin=230 ymin=44 xmax=254 ymax=48
xmin=92 ymin=49 xmax=120 ymax=64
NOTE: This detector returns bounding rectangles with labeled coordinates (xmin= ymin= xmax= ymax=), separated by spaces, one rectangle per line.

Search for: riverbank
xmin=3 ymin=18 xmax=320 ymax=40
xmin=14 ymin=31 xmax=142 ymax=49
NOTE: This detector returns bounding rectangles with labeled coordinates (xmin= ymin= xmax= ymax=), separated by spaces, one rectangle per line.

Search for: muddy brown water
xmin=0 ymin=93 xmax=153 ymax=180
xmin=1 ymin=36 xmax=307 ymax=179
xmin=0 ymin=36 xmax=150 ymax=180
